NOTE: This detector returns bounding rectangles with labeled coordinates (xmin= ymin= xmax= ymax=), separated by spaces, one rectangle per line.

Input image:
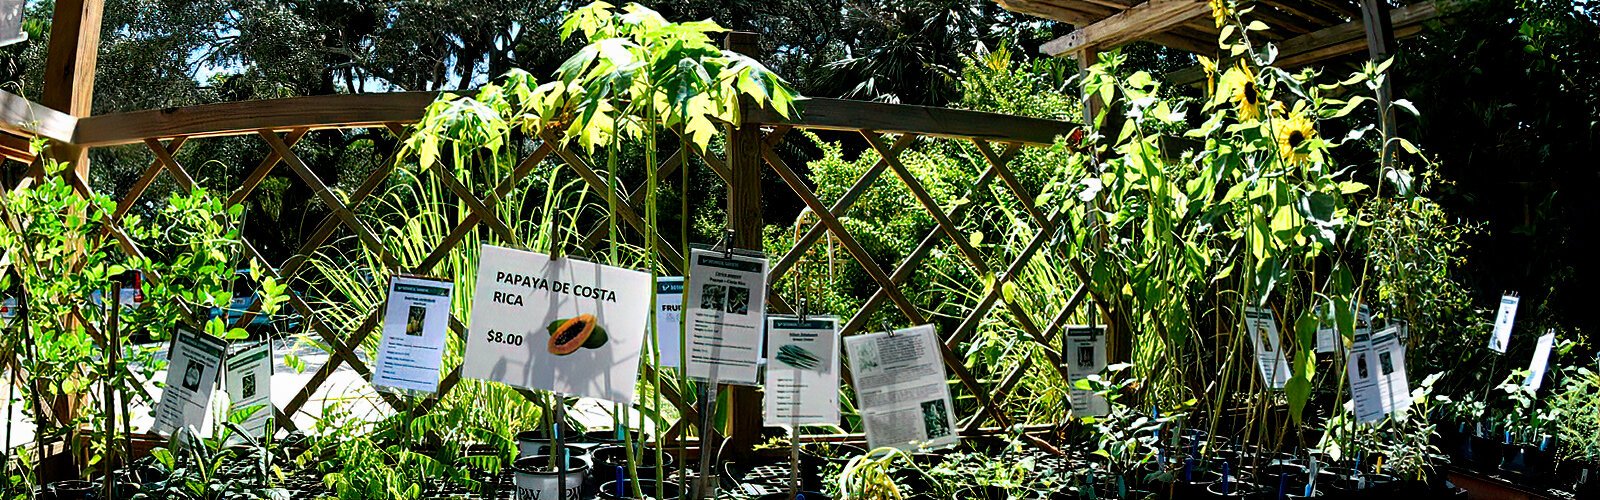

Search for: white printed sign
xmin=1489 ymin=294 xmax=1519 ymax=353
xmin=1245 ymin=306 xmax=1289 ymax=389
xmin=224 ymin=342 xmax=273 ymax=439
xmin=845 ymin=324 xmax=958 ymax=451
xmin=764 ymin=316 xmax=841 ymax=425
xmin=655 ymin=277 xmax=684 ymax=368
xmin=1316 ymin=303 xmax=1370 ymax=354
xmin=1346 ymin=326 xmax=1411 ymax=423
xmin=374 ymin=276 xmax=454 ymax=393
xmin=685 ymin=248 xmax=769 ymax=385
xmin=1524 ymin=329 xmax=1556 ymax=391
xmin=463 ymin=245 xmax=651 ymax=404
xmin=154 ymin=329 xmax=227 ymax=436
xmin=1066 ymin=326 xmax=1108 ymax=417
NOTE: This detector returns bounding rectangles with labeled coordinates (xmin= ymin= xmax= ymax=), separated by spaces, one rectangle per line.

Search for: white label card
xmin=655 ymin=277 xmax=684 ymax=368
xmin=1346 ymin=326 xmax=1411 ymax=423
xmin=764 ymin=316 xmax=841 ymax=426
xmin=1490 ymin=294 xmax=1519 ymax=353
xmin=463 ymin=245 xmax=651 ymax=404
xmin=154 ymin=328 xmax=227 ymax=436
xmin=685 ymin=248 xmax=769 ymax=386
xmin=224 ymin=342 xmax=273 ymax=439
xmin=1066 ymin=326 xmax=1108 ymax=417
xmin=844 ymin=324 xmax=958 ymax=451
xmin=374 ymin=276 xmax=454 ymax=393
xmin=1524 ymin=329 xmax=1556 ymax=391
xmin=1316 ymin=303 xmax=1370 ymax=354
xmin=1245 ymin=306 xmax=1290 ymax=389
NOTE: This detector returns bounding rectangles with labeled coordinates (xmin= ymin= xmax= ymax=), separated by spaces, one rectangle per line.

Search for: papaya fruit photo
xmin=548 ymin=313 xmax=606 ymax=355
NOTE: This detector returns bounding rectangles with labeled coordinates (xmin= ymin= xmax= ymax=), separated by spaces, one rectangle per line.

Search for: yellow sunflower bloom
xmin=1230 ymin=63 xmax=1262 ymax=121
xmin=1209 ymin=0 xmax=1231 ymax=28
xmin=1275 ymin=112 xmax=1317 ymax=165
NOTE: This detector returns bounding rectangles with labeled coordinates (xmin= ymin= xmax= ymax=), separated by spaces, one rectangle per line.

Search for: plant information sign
xmin=374 ymin=275 xmax=454 ymax=393
xmin=224 ymin=342 xmax=273 ymax=439
xmin=1245 ymin=306 xmax=1290 ymax=390
xmin=464 ymin=244 xmax=651 ymax=404
xmin=845 ymin=324 xmax=958 ymax=451
xmin=685 ymin=248 xmax=769 ymax=385
xmin=656 ymin=276 xmax=684 ymax=368
xmin=1316 ymin=303 xmax=1370 ymax=354
xmin=1346 ymin=325 xmax=1411 ymax=423
xmin=154 ymin=328 xmax=227 ymax=436
xmin=1524 ymin=329 xmax=1556 ymax=391
xmin=1489 ymin=293 xmax=1519 ymax=353
xmin=1066 ymin=325 xmax=1109 ymax=417
xmin=764 ymin=316 xmax=841 ymax=425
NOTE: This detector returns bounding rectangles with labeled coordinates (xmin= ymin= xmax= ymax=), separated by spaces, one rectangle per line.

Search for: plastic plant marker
xmin=1222 ymin=462 xmax=1232 ymax=494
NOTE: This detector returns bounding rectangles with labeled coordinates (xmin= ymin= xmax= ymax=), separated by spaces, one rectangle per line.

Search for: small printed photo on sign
xmin=242 ymin=374 xmax=257 ymax=399
xmin=406 ymin=305 xmax=426 ymax=336
xmin=1380 ymin=352 xmax=1395 ymax=375
xmin=922 ymin=400 xmax=951 ymax=439
xmin=702 ymin=284 xmax=726 ymax=311
xmin=182 ymin=360 xmax=205 ymax=391
xmin=726 ymin=286 xmax=750 ymax=314
xmin=1357 ymin=353 xmax=1369 ymax=379
xmin=1077 ymin=346 xmax=1095 ymax=369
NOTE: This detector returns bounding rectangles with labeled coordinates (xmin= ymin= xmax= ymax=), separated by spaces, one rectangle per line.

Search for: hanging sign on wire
xmin=1245 ymin=306 xmax=1290 ymax=390
xmin=1065 ymin=325 xmax=1109 ymax=417
xmin=1346 ymin=325 xmax=1412 ymax=423
xmin=1524 ymin=329 xmax=1557 ymax=391
xmin=764 ymin=315 xmax=841 ymax=425
xmin=1489 ymin=293 xmax=1519 ymax=353
xmin=224 ymin=342 xmax=273 ymax=439
xmin=463 ymin=244 xmax=651 ymax=404
xmin=685 ymin=247 xmax=769 ymax=386
xmin=845 ymin=324 xmax=958 ymax=451
xmin=153 ymin=328 xmax=228 ymax=436
xmin=373 ymin=275 xmax=454 ymax=393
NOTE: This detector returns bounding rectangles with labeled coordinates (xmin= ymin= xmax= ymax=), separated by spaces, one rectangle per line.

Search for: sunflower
xmin=1209 ymin=0 xmax=1231 ymax=28
xmin=1274 ymin=112 xmax=1317 ymax=165
xmin=1230 ymin=63 xmax=1262 ymax=121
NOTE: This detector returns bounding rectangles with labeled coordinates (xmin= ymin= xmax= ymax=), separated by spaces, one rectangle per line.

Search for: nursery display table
xmin=1445 ymin=465 xmax=1571 ymax=500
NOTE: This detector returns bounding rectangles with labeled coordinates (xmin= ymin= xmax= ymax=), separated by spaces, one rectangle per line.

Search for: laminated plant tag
xmin=1489 ymin=294 xmax=1519 ymax=353
xmin=655 ymin=276 xmax=684 ymax=368
xmin=463 ymin=244 xmax=651 ymax=404
xmin=1245 ymin=306 xmax=1290 ymax=389
xmin=845 ymin=324 xmax=958 ymax=451
xmin=1524 ymin=329 xmax=1556 ymax=391
xmin=1372 ymin=327 xmax=1412 ymax=415
xmin=373 ymin=275 xmax=454 ymax=393
xmin=154 ymin=328 xmax=228 ymax=436
xmin=685 ymin=248 xmax=770 ymax=386
xmin=764 ymin=315 xmax=840 ymax=425
xmin=224 ymin=342 xmax=273 ymax=439
xmin=1346 ymin=325 xmax=1411 ymax=423
xmin=1065 ymin=325 xmax=1109 ymax=417
xmin=1316 ymin=303 xmax=1370 ymax=354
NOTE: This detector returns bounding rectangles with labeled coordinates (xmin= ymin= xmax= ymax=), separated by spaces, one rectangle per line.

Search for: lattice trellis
xmin=23 ymin=88 xmax=1094 ymax=450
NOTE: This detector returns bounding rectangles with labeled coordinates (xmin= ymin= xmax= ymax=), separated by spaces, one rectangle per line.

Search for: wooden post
xmin=41 ymin=0 xmax=103 ymax=173
xmin=1075 ymin=45 xmax=1132 ymax=365
xmin=1359 ymin=0 xmax=1398 ymax=168
xmin=1076 ymin=47 xmax=1102 ymax=128
xmin=723 ymin=30 xmax=765 ymax=461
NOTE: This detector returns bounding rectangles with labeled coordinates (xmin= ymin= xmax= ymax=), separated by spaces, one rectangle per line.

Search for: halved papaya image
xmin=547 ymin=314 xmax=608 ymax=355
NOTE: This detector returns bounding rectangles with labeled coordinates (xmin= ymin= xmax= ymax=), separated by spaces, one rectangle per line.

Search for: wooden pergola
xmin=999 ymin=0 xmax=1442 ymax=73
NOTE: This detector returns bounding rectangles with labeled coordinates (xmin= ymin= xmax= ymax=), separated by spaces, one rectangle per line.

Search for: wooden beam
xmin=73 ymin=91 xmax=440 ymax=146
xmin=42 ymin=0 xmax=103 ymax=117
xmin=746 ymin=97 xmax=1079 ymax=145
xmin=1164 ymin=1 xmax=1440 ymax=85
xmin=1040 ymin=0 xmax=1210 ymax=56
xmin=995 ymin=0 xmax=1117 ymax=25
xmin=0 ymin=91 xmax=77 ymax=143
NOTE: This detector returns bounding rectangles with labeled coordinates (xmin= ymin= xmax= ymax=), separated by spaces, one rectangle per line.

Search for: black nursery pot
xmin=799 ymin=442 xmax=865 ymax=491
xmin=1204 ymin=475 xmax=1257 ymax=498
xmin=1468 ymin=434 xmax=1502 ymax=470
xmin=1500 ymin=440 xmax=1554 ymax=481
xmin=589 ymin=445 xmax=675 ymax=492
xmin=597 ymin=479 xmax=684 ymax=500
xmin=43 ymin=480 xmax=97 ymax=500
